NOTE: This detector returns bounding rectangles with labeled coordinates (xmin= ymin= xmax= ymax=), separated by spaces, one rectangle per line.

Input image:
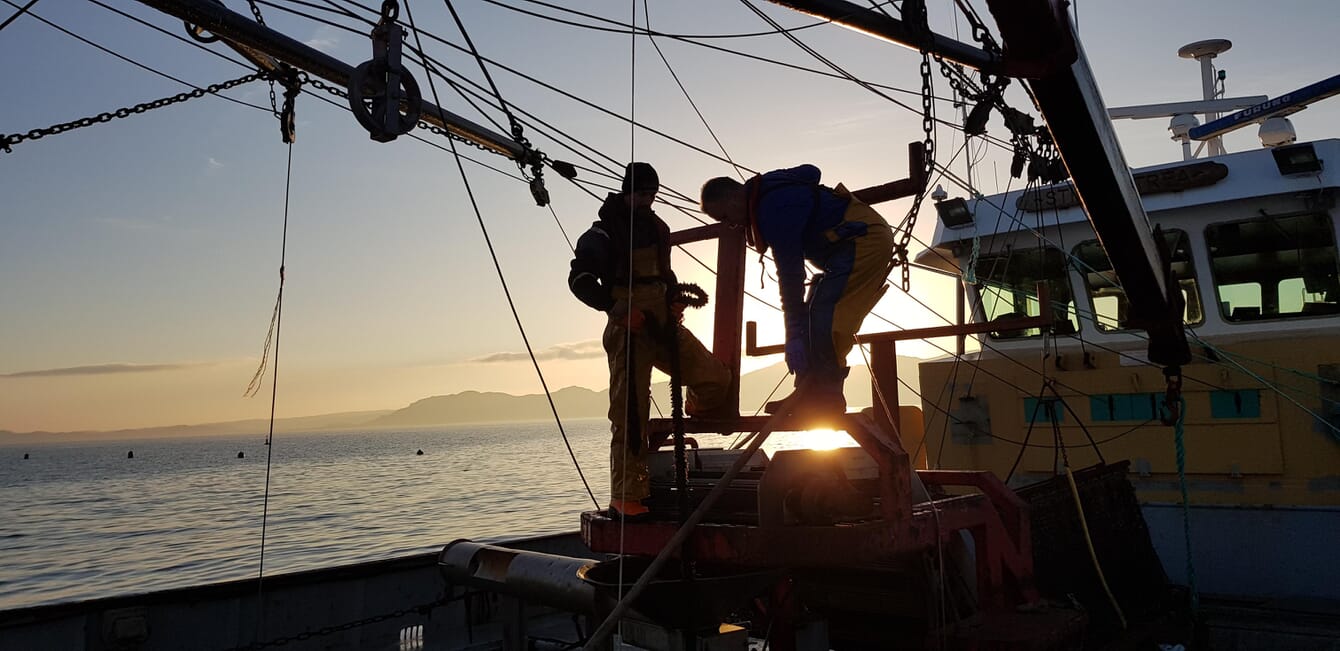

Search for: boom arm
xmin=134 ymin=0 xmax=524 ymax=159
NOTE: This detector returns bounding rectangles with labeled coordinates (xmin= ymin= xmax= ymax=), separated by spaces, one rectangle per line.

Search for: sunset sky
xmin=3 ymin=0 xmax=1339 ymax=432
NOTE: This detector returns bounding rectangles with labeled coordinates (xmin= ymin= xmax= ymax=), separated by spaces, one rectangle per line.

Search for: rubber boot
xmin=766 ymin=368 xmax=848 ymax=421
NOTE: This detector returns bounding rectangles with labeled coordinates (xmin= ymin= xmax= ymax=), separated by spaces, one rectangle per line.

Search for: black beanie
xmin=621 ymin=162 xmax=659 ymax=193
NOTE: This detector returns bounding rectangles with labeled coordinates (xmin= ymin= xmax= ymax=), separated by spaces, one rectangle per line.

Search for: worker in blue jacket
xmin=701 ymin=165 xmax=893 ymax=418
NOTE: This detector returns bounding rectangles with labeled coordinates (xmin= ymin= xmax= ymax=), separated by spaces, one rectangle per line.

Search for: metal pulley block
xmin=347 ymin=22 xmax=421 ymax=142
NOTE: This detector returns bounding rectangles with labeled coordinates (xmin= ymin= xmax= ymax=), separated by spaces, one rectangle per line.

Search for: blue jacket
xmin=747 ymin=165 xmax=851 ymax=340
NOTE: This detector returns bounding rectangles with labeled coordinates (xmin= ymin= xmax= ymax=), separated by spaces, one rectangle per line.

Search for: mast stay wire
xmin=0 ymin=0 xmax=37 ymax=32
xmin=477 ymin=0 xmax=989 ymax=114
xmin=290 ymin=0 xmax=1020 ymax=157
xmin=9 ymin=0 xmax=272 ymax=114
xmin=402 ymin=0 xmax=600 ymax=509
xmin=249 ymin=139 xmax=295 ymax=649
xmin=641 ymin=0 xmax=748 ymax=181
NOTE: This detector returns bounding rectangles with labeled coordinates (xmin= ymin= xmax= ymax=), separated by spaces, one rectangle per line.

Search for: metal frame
xmin=134 ymin=0 xmax=524 ymax=159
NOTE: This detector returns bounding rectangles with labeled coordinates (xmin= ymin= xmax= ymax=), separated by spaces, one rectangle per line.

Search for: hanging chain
xmin=1 ymin=72 xmax=271 ymax=153
xmin=896 ymin=48 xmax=936 ymax=291
xmin=243 ymin=0 xmax=282 ymax=118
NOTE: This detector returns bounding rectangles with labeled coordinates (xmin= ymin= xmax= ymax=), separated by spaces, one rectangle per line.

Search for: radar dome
xmin=1259 ymin=117 xmax=1297 ymax=148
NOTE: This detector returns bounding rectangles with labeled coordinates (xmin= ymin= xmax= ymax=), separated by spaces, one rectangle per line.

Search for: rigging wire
xmin=288 ymin=0 xmax=1018 ymax=155
xmin=641 ymin=0 xmax=747 ymax=180
xmin=0 ymin=0 xmax=37 ymax=32
xmin=402 ymin=0 xmax=600 ymax=509
xmin=484 ymin=0 xmax=846 ymax=39
xmin=6 ymin=0 xmax=272 ymax=115
xmin=251 ymin=140 xmax=296 ymax=646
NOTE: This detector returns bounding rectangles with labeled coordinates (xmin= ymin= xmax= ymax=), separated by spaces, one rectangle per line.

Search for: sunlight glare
xmin=799 ymin=428 xmax=857 ymax=451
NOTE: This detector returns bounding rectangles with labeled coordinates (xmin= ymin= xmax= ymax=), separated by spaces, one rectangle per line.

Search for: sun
xmin=798 ymin=428 xmax=857 ymax=451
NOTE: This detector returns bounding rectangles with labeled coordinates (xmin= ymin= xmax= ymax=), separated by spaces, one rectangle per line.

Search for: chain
xmin=227 ymin=593 xmax=456 ymax=650
xmin=2 ymin=72 xmax=270 ymax=153
xmin=241 ymin=0 xmax=281 ymax=117
xmin=895 ymin=49 xmax=936 ymax=292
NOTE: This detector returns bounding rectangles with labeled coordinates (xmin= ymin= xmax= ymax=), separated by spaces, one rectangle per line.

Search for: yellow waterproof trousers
xmin=828 ymin=198 xmax=895 ymax=365
xmin=603 ymin=289 xmax=731 ymax=502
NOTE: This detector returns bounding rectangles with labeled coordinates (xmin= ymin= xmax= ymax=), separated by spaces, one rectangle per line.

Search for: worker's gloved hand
xmin=785 ymin=336 xmax=808 ymax=373
xmin=670 ymin=301 xmax=687 ymax=324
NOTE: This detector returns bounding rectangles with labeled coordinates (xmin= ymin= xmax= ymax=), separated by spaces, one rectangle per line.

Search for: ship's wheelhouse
xmin=922 ymin=139 xmax=1340 ymax=347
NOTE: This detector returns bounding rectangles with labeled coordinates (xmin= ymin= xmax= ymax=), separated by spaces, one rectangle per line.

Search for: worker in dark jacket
xmin=700 ymin=165 xmax=893 ymax=418
xmin=569 ymin=163 xmax=732 ymax=519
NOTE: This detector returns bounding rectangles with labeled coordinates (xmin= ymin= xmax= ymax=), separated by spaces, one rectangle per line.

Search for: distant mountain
xmin=369 ymin=359 xmax=924 ymax=428
xmin=369 ymin=386 xmax=610 ymax=427
xmin=2 ymin=358 xmax=927 ymax=440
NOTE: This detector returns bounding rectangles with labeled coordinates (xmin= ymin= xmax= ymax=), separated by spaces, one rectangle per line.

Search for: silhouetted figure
xmin=237 ymin=451 xmax=245 ymax=459
xmin=23 ymin=453 xmax=29 ymax=460
xmin=416 ymin=449 xmax=424 ymax=456
xmin=127 ymin=451 xmax=134 ymax=459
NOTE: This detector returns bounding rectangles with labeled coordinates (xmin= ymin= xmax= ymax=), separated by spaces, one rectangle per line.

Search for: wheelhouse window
xmin=1073 ymin=229 xmax=1204 ymax=332
xmin=974 ymin=246 xmax=1079 ymax=339
xmin=1206 ymin=213 xmax=1340 ymax=322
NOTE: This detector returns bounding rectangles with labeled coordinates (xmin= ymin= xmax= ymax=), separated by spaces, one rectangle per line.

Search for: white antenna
xmin=1177 ymin=39 xmax=1233 ymax=156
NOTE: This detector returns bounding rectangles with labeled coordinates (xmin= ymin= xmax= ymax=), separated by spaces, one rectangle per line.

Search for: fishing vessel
xmin=3 ymin=0 xmax=1339 ymax=649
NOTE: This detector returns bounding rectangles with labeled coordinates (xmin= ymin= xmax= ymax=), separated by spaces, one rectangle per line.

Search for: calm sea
xmin=0 ymin=420 xmax=833 ymax=610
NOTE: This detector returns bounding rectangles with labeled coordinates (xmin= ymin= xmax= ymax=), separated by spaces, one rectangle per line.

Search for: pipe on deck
xmin=438 ymin=540 xmax=597 ymax=615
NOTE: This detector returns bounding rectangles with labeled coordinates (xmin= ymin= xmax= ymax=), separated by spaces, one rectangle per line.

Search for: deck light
xmin=935 ymin=197 xmax=974 ymax=228
xmin=1272 ymin=142 xmax=1323 ymax=175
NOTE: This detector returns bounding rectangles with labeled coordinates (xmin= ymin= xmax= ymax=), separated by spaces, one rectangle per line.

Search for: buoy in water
xmin=237 ymin=451 xmax=245 ymax=459
xmin=23 ymin=453 xmax=29 ymax=460
xmin=416 ymin=449 xmax=424 ymax=456
xmin=127 ymin=451 xmax=134 ymax=459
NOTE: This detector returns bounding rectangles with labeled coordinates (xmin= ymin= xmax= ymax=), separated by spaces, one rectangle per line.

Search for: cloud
xmin=208 ymin=157 xmax=224 ymax=169
xmin=471 ymin=340 xmax=605 ymax=363
xmin=304 ymin=27 xmax=339 ymax=52
xmin=1 ymin=362 xmax=212 ymax=379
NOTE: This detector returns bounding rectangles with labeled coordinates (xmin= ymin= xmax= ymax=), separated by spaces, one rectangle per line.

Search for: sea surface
xmin=0 ymin=421 xmax=841 ymax=610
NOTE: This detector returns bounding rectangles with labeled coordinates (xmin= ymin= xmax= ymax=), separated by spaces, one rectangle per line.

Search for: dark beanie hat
xmin=621 ymin=162 xmax=659 ymax=193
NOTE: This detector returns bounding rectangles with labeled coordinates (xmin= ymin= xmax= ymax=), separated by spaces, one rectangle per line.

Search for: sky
xmin=3 ymin=0 xmax=1339 ymax=432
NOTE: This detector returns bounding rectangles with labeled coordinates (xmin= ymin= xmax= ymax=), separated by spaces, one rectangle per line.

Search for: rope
xmin=1064 ymin=465 xmax=1127 ymax=629
xmin=1172 ymin=395 xmax=1199 ymax=611
xmin=252 ymin=140 xmax=295 ymax=646
xmin=403 ymin=0 xmax=599 ymax=509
